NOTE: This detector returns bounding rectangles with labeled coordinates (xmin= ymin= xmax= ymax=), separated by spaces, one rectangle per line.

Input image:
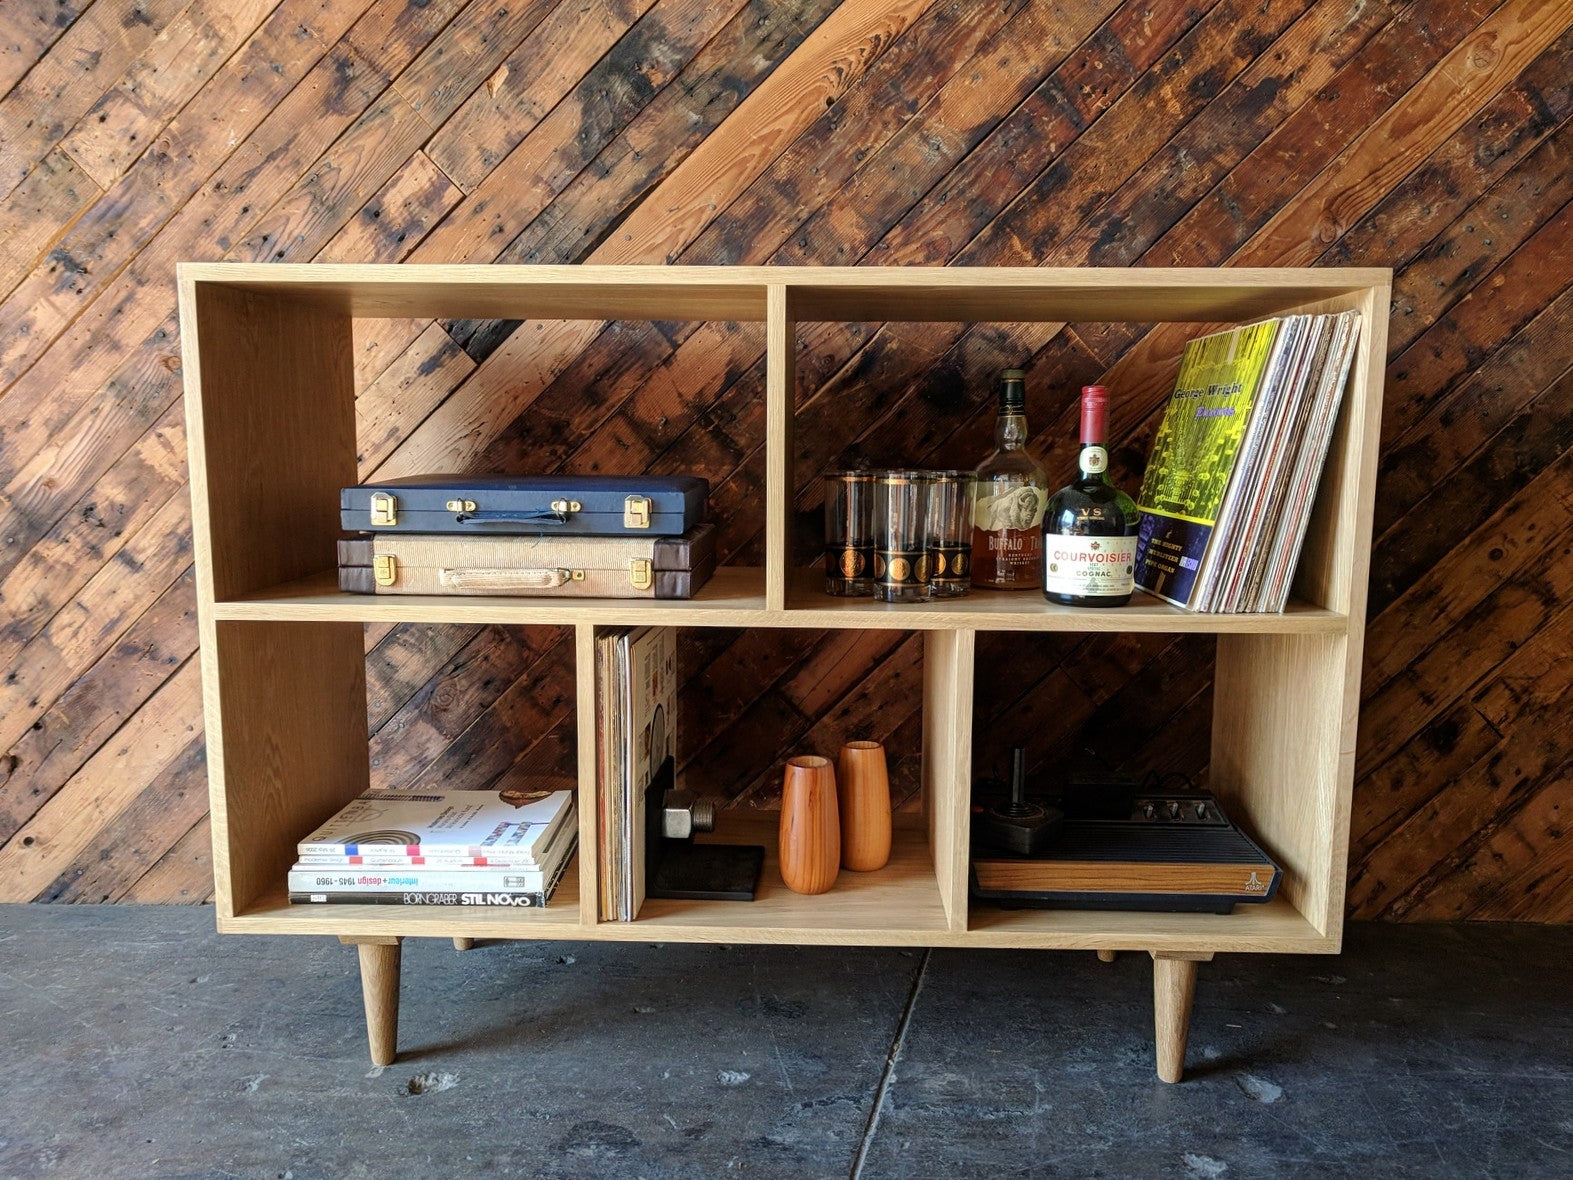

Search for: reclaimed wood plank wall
xmin=0 ymin=0 xmax=1567 ymax=921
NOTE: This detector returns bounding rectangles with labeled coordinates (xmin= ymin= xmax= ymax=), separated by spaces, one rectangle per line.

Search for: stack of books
xmin=1134 ymin=310 xmax=1362 ymax=612
xmin=596 ymin=625 xmax=677 ymax=921
xmin=287 ymin=786 xmax=577 ymax=907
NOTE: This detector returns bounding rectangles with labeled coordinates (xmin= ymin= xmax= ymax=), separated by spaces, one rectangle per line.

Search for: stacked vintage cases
xmin=337 ymin=474 xmax=715 ymax=599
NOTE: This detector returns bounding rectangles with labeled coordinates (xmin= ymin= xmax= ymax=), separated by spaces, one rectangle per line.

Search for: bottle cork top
xmin=1080 ymin=385 xmax=1108 ymax=444
xmin=999 ymin=369 xmax=1027 ymax=413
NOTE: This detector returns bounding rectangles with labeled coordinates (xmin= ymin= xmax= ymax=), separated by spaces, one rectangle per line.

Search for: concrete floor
xmin=0 ymin=908 xmax=1569 ymax=1179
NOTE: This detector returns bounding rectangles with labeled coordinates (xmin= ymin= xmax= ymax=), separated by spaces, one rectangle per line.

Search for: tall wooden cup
xmin=779 ymin=755 xmax=840 ymax=894
xmin=838 ymin=740 xmax=892 ymax=871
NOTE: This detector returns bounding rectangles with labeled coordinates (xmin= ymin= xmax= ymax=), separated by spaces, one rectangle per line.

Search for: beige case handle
xmin=439 ymin=567 xmax=578 ymax=590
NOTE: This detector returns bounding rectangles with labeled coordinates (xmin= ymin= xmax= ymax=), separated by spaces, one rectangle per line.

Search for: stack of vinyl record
xmin=338 ymin=474 xmax=714 ymax=599
xmin=594 ymin=625 xmax=677 ymax=922
xmin=1134 ymin=311 xmax=1363 ymax=612
xmin=287 ymin=787 xmax=577 ymax=907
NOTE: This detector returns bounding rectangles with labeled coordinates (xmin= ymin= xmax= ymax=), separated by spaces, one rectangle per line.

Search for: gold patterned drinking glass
xmin=872 ymin=470 xmax=932 ymax=604
xmin=823 ymin=471 xmax=874 ymax=596
xmin=925 ymin=470 xmax=975 ymax=598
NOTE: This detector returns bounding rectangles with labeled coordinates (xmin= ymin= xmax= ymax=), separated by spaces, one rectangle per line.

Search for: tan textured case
xmin=339 ymin=523 xmax=716 ymax=599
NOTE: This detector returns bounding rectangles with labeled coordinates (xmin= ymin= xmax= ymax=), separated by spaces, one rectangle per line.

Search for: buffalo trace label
xmin=1042 ymin=535 xmax=1138 ymax=597
xmin=973 ymin=480 xmax=1047 ymax=532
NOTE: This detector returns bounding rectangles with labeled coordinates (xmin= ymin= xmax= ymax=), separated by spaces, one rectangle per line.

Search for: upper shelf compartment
xmin=180 ymin=264 xmax=1389 ymax=622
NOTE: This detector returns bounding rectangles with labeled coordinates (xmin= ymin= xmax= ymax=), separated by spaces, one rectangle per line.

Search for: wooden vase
xmin=779 ymin=755 xmax=840 ymax=895
xmin=838 ymin=740 xmax=892 ymax=871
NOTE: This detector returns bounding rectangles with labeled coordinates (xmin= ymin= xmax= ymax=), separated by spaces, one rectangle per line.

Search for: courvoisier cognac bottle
xmin=971 ymin=369 xmax=1049 ymax=590
xmin=1041 ymin=384 xmax=1139 ymax=607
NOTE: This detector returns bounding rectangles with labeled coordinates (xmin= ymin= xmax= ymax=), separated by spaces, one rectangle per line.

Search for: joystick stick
xmin=976 ymin=747 xmax=1063 ymax=856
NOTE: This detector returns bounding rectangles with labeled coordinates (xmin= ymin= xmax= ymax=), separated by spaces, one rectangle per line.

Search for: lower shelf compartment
xmin=625 ymin=811 xmax=951 ymax=942
xmin=225 ymin=852 xmax=589 ymax=937
xmin=220 ymin=816 xmax=1333 ymax=953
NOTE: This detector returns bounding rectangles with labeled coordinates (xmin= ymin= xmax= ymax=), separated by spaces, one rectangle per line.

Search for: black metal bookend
xmin=643 ymin=758 xmax=764 ymax=901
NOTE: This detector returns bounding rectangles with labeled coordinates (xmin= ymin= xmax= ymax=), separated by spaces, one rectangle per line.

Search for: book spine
xmin=299 ymin=842 xmax=523 ymax=858
xmin=295 ymin=855 xmax=540 ymax=868
xmin=287 ymin=889 xmax=554 ymax=907
xmin=288 ymin=865 xmax=556 ymax=893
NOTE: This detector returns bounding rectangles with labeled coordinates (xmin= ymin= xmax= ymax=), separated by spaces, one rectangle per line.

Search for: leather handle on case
xmin=454 ymin=509 xmax=568 ymax=527
xmin=439 ymin=567 xmax=575 ymax=590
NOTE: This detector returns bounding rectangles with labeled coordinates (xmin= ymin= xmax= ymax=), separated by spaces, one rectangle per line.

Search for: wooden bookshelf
xmin=179 ymin=263 xmax=1389 ymax=1081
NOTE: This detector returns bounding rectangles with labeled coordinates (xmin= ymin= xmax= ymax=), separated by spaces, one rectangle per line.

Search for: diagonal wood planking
xmin=0 ymin=0 xmax=1567 ymax=920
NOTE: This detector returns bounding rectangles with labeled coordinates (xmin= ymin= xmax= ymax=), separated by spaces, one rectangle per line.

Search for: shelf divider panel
xmin=765 ymin=284 xmax=798 ymax=612
xmin=924 ymin=628 xmax=975 ymax=932
xmin=574 ymin=624 xmax=602 ymax=926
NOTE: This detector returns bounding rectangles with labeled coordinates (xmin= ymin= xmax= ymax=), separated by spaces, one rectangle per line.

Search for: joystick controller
xmin=976 ymin=746 xmax=1063 ymax=856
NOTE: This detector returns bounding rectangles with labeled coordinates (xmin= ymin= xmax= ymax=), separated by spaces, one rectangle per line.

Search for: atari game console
xmin=970 ymin=776 xmax=1281 ymax=914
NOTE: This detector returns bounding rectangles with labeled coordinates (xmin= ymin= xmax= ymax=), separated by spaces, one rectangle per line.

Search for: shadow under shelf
xmin=211 ymin=566 xmax=771 ymax=624
xmin=782 ymin=570 xmax=1349 ymax=634
xmin=209 ymin=566 xmax=1349 ymax=634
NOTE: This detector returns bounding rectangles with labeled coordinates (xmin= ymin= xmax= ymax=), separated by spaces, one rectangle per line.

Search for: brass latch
xmin=551 ymin=499 xmax=582 ymax=514
xmin=373 ymin=554 xmax=398 ymax=587
xmin=446 ymin=498 xmax=477 ymax=512
xmin=624 ymin=495 xmax=651 ymax=529
xmin=629 ymin=559 xmax=652 ymax=590
xmin=370 ymin=492 xmax=398 ymax=527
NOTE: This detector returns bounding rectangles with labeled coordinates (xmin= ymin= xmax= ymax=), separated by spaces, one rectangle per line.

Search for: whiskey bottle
xmin=971 ymin=369 xmax=1049 ymax=590
xmin=1041 ymin=384 xmax=1139 ymax=607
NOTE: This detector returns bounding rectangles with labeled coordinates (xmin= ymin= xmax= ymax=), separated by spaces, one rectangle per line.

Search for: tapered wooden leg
xmin=1150 ymin=951 xmax=1213 ymax=1083
xmin=1097 ymin=949 xmax=1116 ymax=963
xmin=452 ymin=937 xmax=475 ymax=951
xmin=341 ymin=935 xmax=403 ymax=1066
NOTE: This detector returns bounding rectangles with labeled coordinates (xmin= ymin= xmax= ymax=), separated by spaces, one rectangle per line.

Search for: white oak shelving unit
xmin=178 ymin=264 xmax=1389 ymax=1082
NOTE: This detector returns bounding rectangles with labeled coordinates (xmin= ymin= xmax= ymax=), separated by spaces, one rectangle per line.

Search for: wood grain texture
xmin=1 ymin=0 xmax=1570 ymax=927
xmin=838 ymin=740 xmax=892 ymax=872
xmin=346 ymin=937 xmax=402 ymax=1066
xmin=1152 ymin=952 xmax=1206 ymax=1083
xmin=923 ymin=626 xmax=971 ymax=931
xmin=778 ymin=754 xmax=840 ymax=894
